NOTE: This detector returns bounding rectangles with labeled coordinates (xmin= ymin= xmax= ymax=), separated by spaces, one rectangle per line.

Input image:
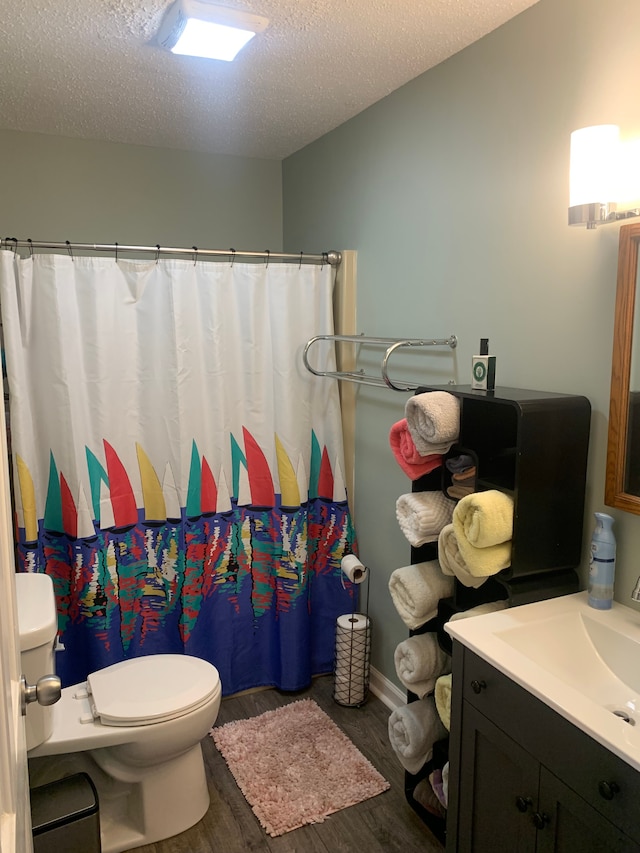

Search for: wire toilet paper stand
xmin=333 ymin=565 xmax=371 ymax=707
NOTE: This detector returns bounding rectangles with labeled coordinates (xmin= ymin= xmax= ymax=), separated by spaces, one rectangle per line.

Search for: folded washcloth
xmin=405 ymin=391 xmax=460 ymax=456
xmin=446 ymin=484 xmax=475 ymax=500
xmin=453 ymin=489 xmax=514 ymax=548
xmin=388 ymin=696 xmax=448 ymax=774
xmin=389 ymin=419 xmax=443 ymax=480
xmin=434 ymin=673 xmax=452 ymax=731
xmin=428 ymin=768 xmax=447 ymax=810
xmin=394 ymin=634 xmax=451 ymax=698
xmin=396 ymin=491 xmax=456 ymax=547
xmin=415 ymin=777 xmax=446 ymax=817
xmin=448 ymin=600 xmax=508 ymax=622
xmin=388 ymin=560 xmax=455 ymax=630
xmin=451 ymin=532 xmax=512 ymax=577
xmin=442 ymin=762 xmax=449 ymax=807
xmin=437 ymin=524 xmax=487 ymax=588
xmin=445 ymin=453 xmax=475 ymax=473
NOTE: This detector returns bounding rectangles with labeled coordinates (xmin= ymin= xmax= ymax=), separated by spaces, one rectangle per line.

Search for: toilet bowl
xmin=16 ymin=572 xmax=222 ymax=853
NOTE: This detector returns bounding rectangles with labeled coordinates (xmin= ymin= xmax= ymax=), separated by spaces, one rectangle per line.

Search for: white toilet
xmin=16 ymin=572 xmax=222 ymax=853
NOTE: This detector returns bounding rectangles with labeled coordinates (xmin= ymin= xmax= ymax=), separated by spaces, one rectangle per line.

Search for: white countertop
xmin=445 ymin=591 xmax=640 ymax=772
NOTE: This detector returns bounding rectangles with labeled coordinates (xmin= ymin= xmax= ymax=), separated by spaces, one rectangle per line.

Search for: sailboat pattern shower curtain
xmin=0 ymin=250 xmax=356 ymax=694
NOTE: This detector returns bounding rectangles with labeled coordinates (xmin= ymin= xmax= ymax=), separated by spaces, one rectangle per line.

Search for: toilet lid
xmin=87 ymin=654 xmax=220 ymax=727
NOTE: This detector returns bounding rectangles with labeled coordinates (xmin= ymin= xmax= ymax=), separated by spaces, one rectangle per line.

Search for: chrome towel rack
xmin=303 ymin=334 xmax=457 ymax=391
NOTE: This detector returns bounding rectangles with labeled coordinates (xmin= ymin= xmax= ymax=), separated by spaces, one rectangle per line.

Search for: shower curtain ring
xmin=27 ymin=239 xmax=33 ymax=258
xmin=299 ymin=251 xmax=303 ymax=269
xmin=264 ymin=249 xmax=270 ymax=268
xmin=321 ymin=252 xmax=328 ymax=270
xmin=7 ymin=237 xmax=18 ymax=254
xmin=114 ymin=242 xmax=118 ymax=263
xmin=155 ymin=244 xmax=161 ymax=264
xmin=192 ymin=246 xmax=198 ymax=266
xmin=66 ymin=241 xmax=74 ymax=261
xmin=229 ymin=248 xmax=236 ymax=267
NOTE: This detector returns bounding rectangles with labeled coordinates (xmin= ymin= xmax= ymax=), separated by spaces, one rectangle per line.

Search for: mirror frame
xmin=606 ymin=221 xmax=640 ymax=513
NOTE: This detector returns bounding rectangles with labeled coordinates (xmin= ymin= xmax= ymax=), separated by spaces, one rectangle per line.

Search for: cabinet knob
xmin=533 ymin=812 xmax=550 ymax=830
xmin=515 ymin=796 xmax=532 ymax=813
xmin=598 ymin=781 xmax=620 ymax=800
xmin=470 ymin=679 xmax=486 ymax=694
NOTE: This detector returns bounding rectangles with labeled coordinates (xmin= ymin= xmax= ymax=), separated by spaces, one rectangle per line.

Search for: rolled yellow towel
xmin=437 ymin=524 xmax=487 ymax=588
xmin=453 ymin=489 xmax=514 ymax=548
xmin=453 ymin=532 xmax=511 ymax=577
xmin=435 ymin=673 xmax=452 ymax=731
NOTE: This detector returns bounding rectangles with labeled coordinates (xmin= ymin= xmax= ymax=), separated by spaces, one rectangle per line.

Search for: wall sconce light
xmin=569 ymin=125 xmax=640 ymax=228
xmin=157 ymin=0 xmax=268 ymax=62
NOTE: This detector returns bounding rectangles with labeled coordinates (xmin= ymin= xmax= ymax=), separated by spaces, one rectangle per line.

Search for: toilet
xmin=16 ymin=572 xmax=222 ymax=853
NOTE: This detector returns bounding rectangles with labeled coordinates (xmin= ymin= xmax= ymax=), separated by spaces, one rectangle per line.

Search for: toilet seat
xmin=87 ymin=654 xmax=219 ymax=727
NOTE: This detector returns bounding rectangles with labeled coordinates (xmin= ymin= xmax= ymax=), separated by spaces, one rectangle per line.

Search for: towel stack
xmin=388 ymin=561 xmax=455 ymax=630
xmin=394 ymin=633 xmax=451 ymax=698
xmin=438 ymin=490 xmax=513 ymax=582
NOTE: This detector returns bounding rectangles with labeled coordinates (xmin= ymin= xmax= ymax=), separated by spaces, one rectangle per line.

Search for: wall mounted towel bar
xmin=303 ymin=334 xmax=457 ymax=391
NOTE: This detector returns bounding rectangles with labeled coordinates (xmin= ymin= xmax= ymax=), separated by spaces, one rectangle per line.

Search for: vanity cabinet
xmin=447 ymin=643 xmax=640 ymax=852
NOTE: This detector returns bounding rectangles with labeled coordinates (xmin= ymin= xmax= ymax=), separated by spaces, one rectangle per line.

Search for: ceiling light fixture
xmin=157 ymin=0 xmax=268 ymax=62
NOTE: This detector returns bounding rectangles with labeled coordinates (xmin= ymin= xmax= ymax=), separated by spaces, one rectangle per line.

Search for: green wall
xmin=0 ymin=129 xmax=282 ymax=248
xmin=283 ymin=0 xmax=640 ymax=689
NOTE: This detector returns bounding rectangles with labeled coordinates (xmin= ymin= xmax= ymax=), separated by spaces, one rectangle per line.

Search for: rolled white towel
xmin=388 ymin=560 xmax=455 ymax=630
xmin=394 ymin=634 xmax=451 ymax=698
xmin=438 ymin=524 xmax=487 ymax=588
xmin=405 ymin=391 xmax=460 ymax=456
xmin=396 ymin=491 xmax=456 ymax=547
xmin=448 ymin=600 xmax=508 ymax=622
xmin=388 ymin=696 xmax=448 ymax=774
xmin=453 ymin=489 xmax=514 ymax=548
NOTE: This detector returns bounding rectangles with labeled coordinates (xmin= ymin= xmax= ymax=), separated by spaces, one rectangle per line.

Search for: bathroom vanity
xmin=445 ymin=594 xmax=640 ymax=852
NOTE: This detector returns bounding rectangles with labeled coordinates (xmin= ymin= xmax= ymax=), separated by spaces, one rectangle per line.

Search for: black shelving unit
xmin=402 ymin=385 xmax=591 ymax=840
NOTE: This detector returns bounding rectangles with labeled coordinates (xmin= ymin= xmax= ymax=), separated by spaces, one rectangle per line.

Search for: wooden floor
xmin=128 ymin=676 xmax=445 ymax=853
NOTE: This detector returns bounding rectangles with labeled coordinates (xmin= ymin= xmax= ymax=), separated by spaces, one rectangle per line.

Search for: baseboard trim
xmin=369 ymin=666 xmax=406 ymax=711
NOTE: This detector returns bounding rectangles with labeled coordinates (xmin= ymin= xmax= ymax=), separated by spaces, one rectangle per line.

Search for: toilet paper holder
xmin=333 ymin=557 xmax=371 ymax=708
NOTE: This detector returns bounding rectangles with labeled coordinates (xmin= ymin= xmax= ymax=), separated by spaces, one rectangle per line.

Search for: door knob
xmin=533 ymin=812 xmax=550 ymax=830
xmin=471 ymin=679 xmax=486 ymax=694
xmin=20 ymin=674 xmax=61 ymax=715
xmin=516 ymin=796 xmax=532 ymax=813
xmin=598 ymin=781 xmax=620 ymax=800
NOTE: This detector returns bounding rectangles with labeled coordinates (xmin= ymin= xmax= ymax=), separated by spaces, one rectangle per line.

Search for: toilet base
xmin=29 ymin=742 xmax=210 ymax=853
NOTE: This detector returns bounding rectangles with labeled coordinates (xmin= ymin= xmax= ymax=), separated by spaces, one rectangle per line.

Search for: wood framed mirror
xmin=606 ymin=221 xmax=640 ymax=513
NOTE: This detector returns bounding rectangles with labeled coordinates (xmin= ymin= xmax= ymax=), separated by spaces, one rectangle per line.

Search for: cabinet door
xmin=536 ymin=768 xmax=640 ymax=853
xmin=457 ymin=702 xmax=538 ymax=853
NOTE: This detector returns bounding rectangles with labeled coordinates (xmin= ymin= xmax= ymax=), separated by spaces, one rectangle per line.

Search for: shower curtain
xmin=0 ymin=249 xmax=357 ymax=694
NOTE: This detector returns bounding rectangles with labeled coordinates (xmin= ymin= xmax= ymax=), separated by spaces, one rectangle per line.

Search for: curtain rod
xmin=0 ymin=238 xmax=342 ymax=267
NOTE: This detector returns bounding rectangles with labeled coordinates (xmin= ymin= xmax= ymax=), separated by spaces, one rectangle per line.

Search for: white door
xmin=0 ymin=393 xmax=33 ymax=853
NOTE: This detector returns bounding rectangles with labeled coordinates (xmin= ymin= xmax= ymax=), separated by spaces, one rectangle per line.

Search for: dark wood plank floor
xmin=128 ymin=676 xmax=444 ymax=853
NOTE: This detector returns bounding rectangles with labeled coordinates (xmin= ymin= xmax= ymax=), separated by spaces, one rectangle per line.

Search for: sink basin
xmin=445 ymin=592 xmax=640 ymax=770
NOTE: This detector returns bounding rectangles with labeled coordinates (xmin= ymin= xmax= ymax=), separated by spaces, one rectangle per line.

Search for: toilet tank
xmin=15 ymin=572 xmax=58 ymax=751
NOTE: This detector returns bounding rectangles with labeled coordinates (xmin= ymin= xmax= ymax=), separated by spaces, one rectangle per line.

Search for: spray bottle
xmin=588 ymin=512 xmax=616 ymax=610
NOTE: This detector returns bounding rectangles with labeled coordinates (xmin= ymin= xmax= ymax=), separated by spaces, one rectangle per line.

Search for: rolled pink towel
xmin=389 ymin=419 xmax=443 ymax=480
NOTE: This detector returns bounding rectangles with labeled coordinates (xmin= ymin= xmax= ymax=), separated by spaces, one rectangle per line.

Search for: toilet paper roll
xmin=334 ymin=613 xmax=371 ymax=707
xmin=341 ymin=554 xmax=368 ymax=584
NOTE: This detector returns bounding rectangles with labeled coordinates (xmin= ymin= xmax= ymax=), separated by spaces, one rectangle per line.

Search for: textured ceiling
xmin=0 ymin=0 xmax=540 ymax=160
